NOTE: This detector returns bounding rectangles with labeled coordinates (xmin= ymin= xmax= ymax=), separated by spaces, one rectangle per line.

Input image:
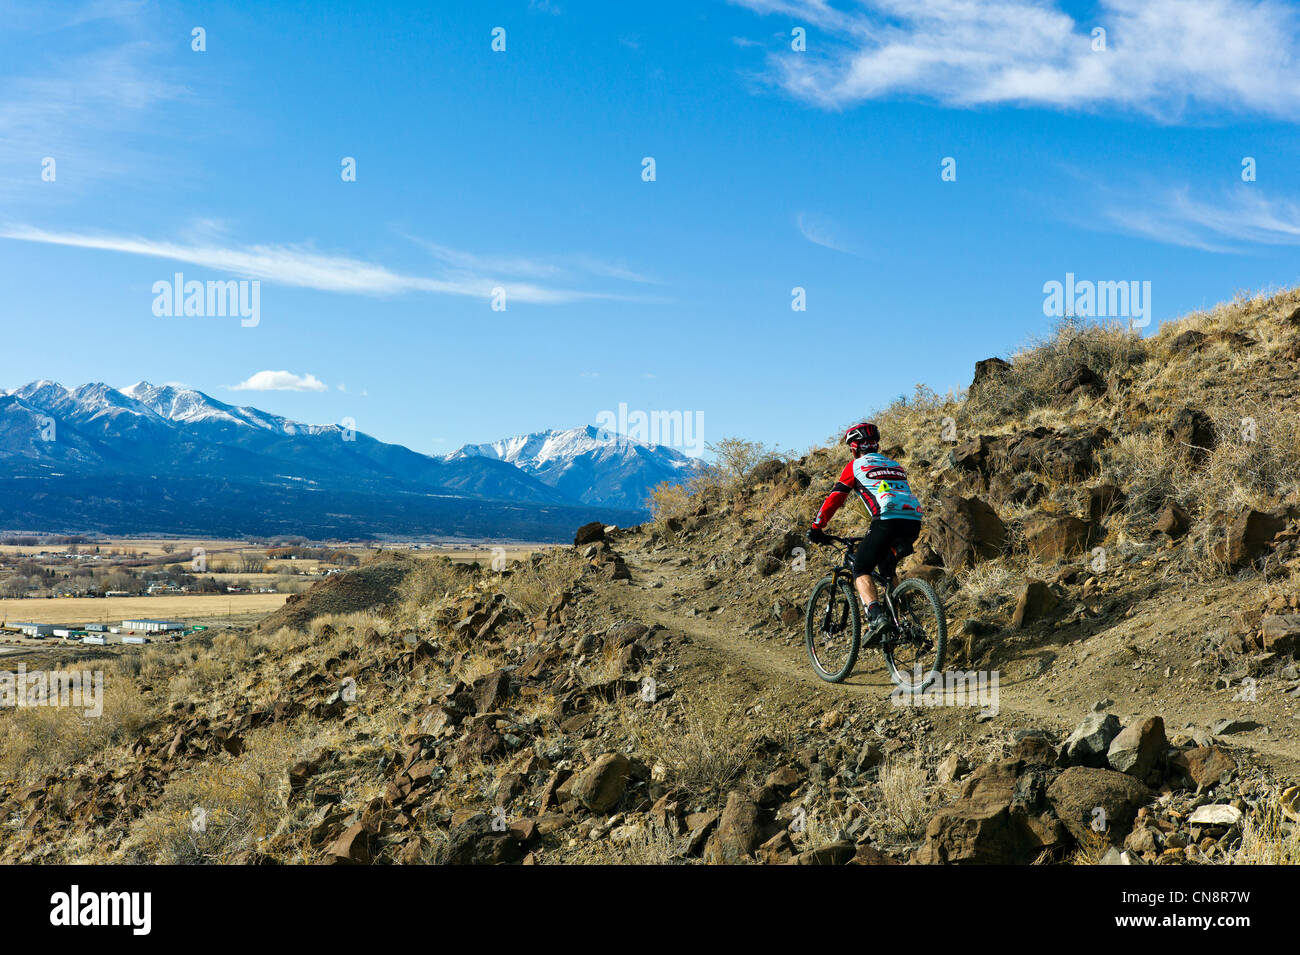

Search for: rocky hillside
xmin=4 ymin=287 xmax=1300 ymax=865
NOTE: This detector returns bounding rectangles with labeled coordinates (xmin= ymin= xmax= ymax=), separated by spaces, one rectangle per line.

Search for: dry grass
xmin=113 ymin=722 xmax=330 ymax=864
xmin=1232 ymin=791 xmax=1300 ymax=865
xmin=498 ymin=549 xmax=587 ymax=620
xmin=634 ymin=695 xmax=760 ymax=798
xmin=0 ymin=656 xmax=151 ymax=781
xmin=876 ymin=751 xmax=930 ymax=838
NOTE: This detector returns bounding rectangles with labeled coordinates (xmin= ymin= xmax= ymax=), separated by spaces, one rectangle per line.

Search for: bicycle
xmin=804 ymin=533 xmax=947 ymax=691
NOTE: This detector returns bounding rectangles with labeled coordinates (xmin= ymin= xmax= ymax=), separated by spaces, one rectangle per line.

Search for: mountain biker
xmin=808 ymin=422 xmax=922 ymax=641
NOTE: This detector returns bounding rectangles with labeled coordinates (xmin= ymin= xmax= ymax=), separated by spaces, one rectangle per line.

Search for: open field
xmin=0 ymin=592 xmax=288 ymax=627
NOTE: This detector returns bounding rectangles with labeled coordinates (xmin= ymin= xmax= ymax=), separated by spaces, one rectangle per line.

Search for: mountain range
xmin=444 ymin=425 xmax=699 ymax=511
xmin=0 ymin=381 xmax=693 ymax=540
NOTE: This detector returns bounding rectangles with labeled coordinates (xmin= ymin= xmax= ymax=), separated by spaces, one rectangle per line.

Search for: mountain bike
xmin=805 ymin=533 xmax=946 ymax=691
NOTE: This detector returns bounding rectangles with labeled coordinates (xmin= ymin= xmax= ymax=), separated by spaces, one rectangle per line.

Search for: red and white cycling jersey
xmin=812 ymin=452 xmax=923 ymax=527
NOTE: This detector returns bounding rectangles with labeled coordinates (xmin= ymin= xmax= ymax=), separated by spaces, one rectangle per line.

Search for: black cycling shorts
xmin=853 ymin=518 xmax=920 ymax=581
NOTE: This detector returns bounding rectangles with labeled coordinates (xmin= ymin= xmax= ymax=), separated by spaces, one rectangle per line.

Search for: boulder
xmin=445 ymin=814 xmax=525 ymax=865
xmin=1166 ymin=407 xmax=1216 ymax=461
xmin=1106 ymin=716 xmax=1166 ymax=779
xmin=1169 ymin=746 xmax=1236 ymax=789
xmin=1024 ymin=514 xmax=1091 ymax=561
xmin=970 ymin=357 xmax=1012 ymax=393
xmin=472 ymin=669 xmax=513 ymax=714
xmin=930 ymin=494 xmax=1007 ymax=570
xmin=1011 ymin=580 xmax=1059 ymax=629
xmin=1063 ymin=712 xmax=1121 ymax=768
xmin=1004 ymin=427 xmax=1107 ymax=480
xmin=1087 ymin=484 xmax=1126 ymax=524
xmin=569 ymin=753 xmax=632 ymax=814
xmin=1047 ymin=767 xmax=1152 ymax=842
xmin=915 ymin=759 xmax=1064 ymax=864
xmin=705 ymin=791 xmax=761 ymax=864
xmin=1056 ymin=364 xmax=1105 ymax=402
xmin=1223 ymin=508 xmax=1287 ymax=567
xmin=1261 ymin=615 xmax=1300 ymax=656
xmin=1188 ymin=804 xmax=1242 ymax=827
xmin=1154 ymin=501 xmax=1190 ymax=539
xmin=573 ymin=521 xmax=605 ymax=546
xmin=794 ymin=841 xmax=856 ymax=865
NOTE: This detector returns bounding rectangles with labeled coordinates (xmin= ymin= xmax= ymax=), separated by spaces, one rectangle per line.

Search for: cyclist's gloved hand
xmin=808 ymin=527 xmax=830 ymax=546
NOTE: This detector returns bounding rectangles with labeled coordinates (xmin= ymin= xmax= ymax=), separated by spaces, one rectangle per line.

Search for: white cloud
xmin=732 ymin=0 xmax=1300 ymax=119
xmin=1101 ymin=185 xmax=1300 ymax=252
xmin=796 ymin=211 xmax=859 ymax=254
xmin=0 ymin=225 xmax=653 ymax=304
xmin=229 ymin=371 xmax=329 ymax=392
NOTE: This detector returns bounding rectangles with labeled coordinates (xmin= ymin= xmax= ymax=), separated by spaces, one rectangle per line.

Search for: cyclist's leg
xmin=852 ymin=522 xmax=888 ymax=611
xmin=878 ymin=519 xmax=921 ymax=586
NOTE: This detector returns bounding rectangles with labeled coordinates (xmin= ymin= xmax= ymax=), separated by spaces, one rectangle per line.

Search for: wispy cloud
xmin=0 ymin=225 xmax=656 ymax=304
xmin=732 ymin=0 xmax=1300 ymax=120
xmin=1100 ymin=186 xmax=1300 ymax=252
xmin=0 ymin=6 xmax=186 ymax=189
xmin=229 ymin=370 xmax=328 ymax=392
xmin=795 ymin=211 xmax=859 ymax=254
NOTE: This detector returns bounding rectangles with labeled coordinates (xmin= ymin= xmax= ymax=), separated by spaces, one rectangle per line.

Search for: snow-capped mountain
xmin=446 ymin=425 xmax=700 ymax=511
xmin=0 ymin=382 xmax=640 ymax=539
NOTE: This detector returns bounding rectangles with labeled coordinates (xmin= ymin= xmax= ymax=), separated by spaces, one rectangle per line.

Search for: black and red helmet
xmin=844 ymin=422 xmax=879 ymax=453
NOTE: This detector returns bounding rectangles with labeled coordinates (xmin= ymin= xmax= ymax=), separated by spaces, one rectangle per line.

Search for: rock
xmin=445 ymin=815 xmax=525 ymax=865
xmin=852 ymin=845 xmax=901 ymax=865
xmin=1281 ymin=786 xmax=1300 ymax=823
xmin=936 ymin=753 xmax=970 ymax=783
xmin=1168 ymin=330 xmax=1207 ymax=352
xmin=1047 ymin=767 xmax=1153 ymax=842
xmin=706 ymin=791 xmax=761 ymax=864
xmin=757 ymin=555 xmax=783 ymax=577
xmin=1106 ymin=716 xmax=1166 ymax=779
xmin=326 ymin=820 xmax=376 ymax=865
xmin=915 ymin=759 xmax=1064 ymax=864
xmin=750 ymin=458 xmax=785 ymax=484
xmin=1261 ymin=615 xmax=1300 ymax=656
xmin=1056 ymin=364 xmax=1105 ymax=402
xmin=970 ymin=357 xmax=1011 ymax=393
xmin=1004 ymin=427 xmax=1107 ymax=480
xmin=1166 ymin=407 xmax=1216 ymax=461
xmin=1087 ymin=484 xmax=1125 ymax=524
xmin=794 ymin=841 xmax=856 ymax=865
xmin=1024 ymin=513 xmax=1091 ymax=561
xmin=1011 ymin=580 xmax=1060 ymax=629
xmin=1063 ymin=712 xmax=1121 ymax=768
xmin=1154 ymin=501 xmax=1190 ymax=539
xmin=1188 ymin=804 xmax=1242 ymax=827
xmin=570 ymin=753 xmax=632 ymax=814
xmin=472 ymin=669 xmax=513 ymax=714
xmin=573 ymin=521 xmax=605 ymax=546
xmin=1223 ymin=508 xmax=1287 ymax=568
xmin=930 ymin=494 xmax=1007 ymax=570
xmin=1169 ymin=746 xmax=1236 ymax=789
xmin=1210 ymin=718 xmax=1258 ymax=736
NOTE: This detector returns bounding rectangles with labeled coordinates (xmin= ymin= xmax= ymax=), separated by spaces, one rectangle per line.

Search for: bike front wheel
xmin=883 ymin=577 xmax=946 ymax=693
xmin=805 ymin=575 xmax=860 ymax=683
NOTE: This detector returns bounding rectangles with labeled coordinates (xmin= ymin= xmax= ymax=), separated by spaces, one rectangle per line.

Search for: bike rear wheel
xmin=883 ymin=577 xmax=946 ymax=693
xmin=805 ymin=575 xmax=860 ymax=683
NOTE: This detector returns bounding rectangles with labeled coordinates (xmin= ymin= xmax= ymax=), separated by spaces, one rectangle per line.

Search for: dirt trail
xmin=613 ymin=549 xmax=1300 ymax=777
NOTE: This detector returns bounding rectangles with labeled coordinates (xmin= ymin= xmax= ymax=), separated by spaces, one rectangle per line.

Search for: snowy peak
xmin=445 ymin=425 xmax=698 ymax=511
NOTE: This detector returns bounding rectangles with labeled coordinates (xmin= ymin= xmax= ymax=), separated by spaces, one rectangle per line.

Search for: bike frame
xmin=822 ymin=534 xmax=900 ymax=637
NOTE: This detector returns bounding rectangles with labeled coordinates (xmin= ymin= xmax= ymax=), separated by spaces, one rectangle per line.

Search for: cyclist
xmin=808 ymin=422 xmax=922 ymax=641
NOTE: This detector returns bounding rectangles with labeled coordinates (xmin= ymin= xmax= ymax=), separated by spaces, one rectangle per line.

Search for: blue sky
xmin=4 ymin=0 xmax=1300 ymax=458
